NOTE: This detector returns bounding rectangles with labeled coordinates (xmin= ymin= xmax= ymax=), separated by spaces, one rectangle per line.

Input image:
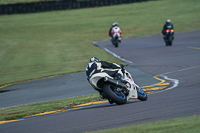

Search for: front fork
xmin=113 ymin=33 xmax=121 ymax=43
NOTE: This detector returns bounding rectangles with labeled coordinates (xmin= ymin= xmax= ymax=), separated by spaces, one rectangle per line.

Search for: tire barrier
xmin=0 ymin=0 xmax=147 ymax=15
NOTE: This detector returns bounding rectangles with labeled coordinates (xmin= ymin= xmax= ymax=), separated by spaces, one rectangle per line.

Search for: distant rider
xmin=109 ymin=22 xmax=122 ymax=43
xmin=162 ymin=19 xmax=174 ymax=39
xmin=86 ymin=57 xmax=124 ymax=98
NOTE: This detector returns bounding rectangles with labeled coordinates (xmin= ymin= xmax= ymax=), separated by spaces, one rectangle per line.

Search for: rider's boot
xmin=108 ymin=99 xmax=114 ymax=104
xmin=99 ymin=92 xmax=106 ymax=99
xmin=115 ymin=73 xmax=127 ymax=83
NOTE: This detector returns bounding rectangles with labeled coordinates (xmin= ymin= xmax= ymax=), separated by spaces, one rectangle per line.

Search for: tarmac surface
xmin=0 ymin=66 xmax=158 ymax=108
xmin=1 ymin=30 xmax=200 ymax=133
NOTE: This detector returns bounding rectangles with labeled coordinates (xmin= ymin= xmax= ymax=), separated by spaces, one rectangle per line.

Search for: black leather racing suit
xmin=86 ymin=61 xmax=121 ymax=79
xmin=162 ymin=22 xmax=174 ymax=36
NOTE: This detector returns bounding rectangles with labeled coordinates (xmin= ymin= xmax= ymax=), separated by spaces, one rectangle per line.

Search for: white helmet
xmin=166 ymin=19 xmax=171 ymax=23
xmin=90 ymin=57 xmax=100 ymax=62
xmin=112 ymin=22 xmax=118 ymax=26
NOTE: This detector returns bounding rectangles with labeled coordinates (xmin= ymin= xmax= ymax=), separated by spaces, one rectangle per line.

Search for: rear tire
xmin=165 ymin=42 xmax=169 ymax=46
xmin=103 ymin=84 xmax=127 ymax=105
xmin=164 ymin=38 xmax=168 ymax=46
xmin=169 ymin=35 xmax=173 ymax=46
xmin=169 ymin=41 xmax=172 ymax=46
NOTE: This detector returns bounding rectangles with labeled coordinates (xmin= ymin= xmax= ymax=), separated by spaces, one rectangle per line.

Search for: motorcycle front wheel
xmin=112 ymin=38 xmax=118 ymax=48
xmin=137 ymin=87 xmax=148 ymax=101
xmin=114 ymin=40 xmax=119 ymax=47
xmin=103 ymin=84 xmax=127 ymax=105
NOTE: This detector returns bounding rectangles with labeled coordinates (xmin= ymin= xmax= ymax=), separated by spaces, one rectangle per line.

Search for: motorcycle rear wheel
xmin=103 ymin=84 xmax=127 ymax=105
xmin=169 ymin=36 xmax=173 ymax=46
xmin=165 ymin=35 xmax=173 ymax=46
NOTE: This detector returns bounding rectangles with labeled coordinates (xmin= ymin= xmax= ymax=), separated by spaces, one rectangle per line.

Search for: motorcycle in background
xmin=87 ymin=65 xmax=147 ymax=105
xmin=164 ymin=28 xmax=174 ymax=46
xmin=110 ymin=27 xmax=122 ymax=48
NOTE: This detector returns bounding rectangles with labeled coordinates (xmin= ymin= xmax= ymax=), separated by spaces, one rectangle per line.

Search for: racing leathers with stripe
xmin=109 ymin=26 xmax=122 ymax=39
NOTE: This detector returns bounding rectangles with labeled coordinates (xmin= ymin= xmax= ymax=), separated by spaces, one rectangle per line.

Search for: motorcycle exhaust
xmin=104 ymin=77 xmax=126 ymax=89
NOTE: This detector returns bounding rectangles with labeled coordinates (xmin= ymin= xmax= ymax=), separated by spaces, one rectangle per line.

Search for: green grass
xmin=0 ymin=0 xmax=200 ymax=126
xmin=0 ymin=93 xmax=101 ymax=121
xmin=0 ymin=0 xmax=200 ymax=87
xmin=89 ymin=115 xmax=200 ymax=133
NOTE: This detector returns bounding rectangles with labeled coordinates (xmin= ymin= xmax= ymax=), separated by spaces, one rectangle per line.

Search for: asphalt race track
xmin=1 ymin=30 xmax=200 ymax=133
xmin=0 ymin=66 xmax=158 ymax=108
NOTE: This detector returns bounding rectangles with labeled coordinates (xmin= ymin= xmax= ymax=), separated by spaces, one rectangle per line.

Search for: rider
xmin=109 ymin=22 xmax=122 ymax=43
xmin=86 ymin=57 xmax=124 ymax=98
xmin=162 ymin=19 xmax=174 ymax=39
xmin=86 ymin=57 xmax=123 ymax=80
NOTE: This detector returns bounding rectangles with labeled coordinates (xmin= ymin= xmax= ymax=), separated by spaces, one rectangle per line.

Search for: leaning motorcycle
xmin=164 ymin=29 xmax=174 ymax=46
xmin=87 ymin=66 xmax=147 ymax=105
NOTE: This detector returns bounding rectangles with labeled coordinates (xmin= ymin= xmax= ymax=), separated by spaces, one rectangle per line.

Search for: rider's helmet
xmin=166 ymin=19 xmax=171 ymax=23
xmin=112 ymin=22 xmax=118 ymax=27
xmin=114 ymin=22 xmax=118 ymax=26
xmin=90 ymin=57 xmax=101 ymax=62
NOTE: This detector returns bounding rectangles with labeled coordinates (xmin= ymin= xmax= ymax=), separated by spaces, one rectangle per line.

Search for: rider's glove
xmin=120 ymin=64 xmax=125 ymax=73
xmin=120 ymin=64 xmax=124 ymax=68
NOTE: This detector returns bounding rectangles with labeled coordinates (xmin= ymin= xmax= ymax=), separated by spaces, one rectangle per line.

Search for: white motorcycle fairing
xmin=112 ymin=26 xmax=121 ymax=40
xmin=88 ymin=69 xmax=139 ymax=102
xmin=113 ymin=32 xmax=120 ymax=39
xmin=89 ymin=72 xmax=112 ymax=91
xmin=110 ymin=26 xmax=122 ymax=48
xmin=120 ymin=69 xmax=138 ymax=102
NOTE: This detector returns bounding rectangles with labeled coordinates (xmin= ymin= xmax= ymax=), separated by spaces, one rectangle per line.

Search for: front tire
xmin=103 ymin=84 xmax=127 ymax=105
xmin=112 ymin=38 xmax=118 ymax=47
xmin=137 ymin=87 xmax=148 ymax=101
xmin=114 ymin=38 xmax=118 ymax=47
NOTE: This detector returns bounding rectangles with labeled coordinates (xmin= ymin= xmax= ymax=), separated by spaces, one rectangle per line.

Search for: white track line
xmin=93 ymin=42 xmax=134 ymax=65
xmin=148 ymin=75 xmax=179 ymax=95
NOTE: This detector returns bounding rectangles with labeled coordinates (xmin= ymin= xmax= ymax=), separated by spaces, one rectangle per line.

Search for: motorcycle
xmin=164 ymin=29 xmax=174 ymax=46
xmin=87 ymin=65 xmax=147 ymax=105
xmin=111 ymin=27 xmax=121 ymax=48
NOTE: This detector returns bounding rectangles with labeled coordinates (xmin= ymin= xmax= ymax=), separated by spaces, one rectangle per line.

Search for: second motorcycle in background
xmin=109 ymin=22 xmax=122 ymax=47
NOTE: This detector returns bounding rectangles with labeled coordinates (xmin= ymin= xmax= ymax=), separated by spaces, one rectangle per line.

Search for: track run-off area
xmin=0 ymin=30 xmax=200 ymax=133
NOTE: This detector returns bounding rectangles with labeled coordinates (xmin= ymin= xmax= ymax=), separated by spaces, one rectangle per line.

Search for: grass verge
xmin=88 ymin=115 xmax=200 ymax=133
xmin=0 ymin=93 xmax=101 ymax=121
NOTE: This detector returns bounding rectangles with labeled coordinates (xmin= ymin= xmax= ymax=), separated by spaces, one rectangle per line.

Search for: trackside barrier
xmin=0 ymin=0 xmax=148 ymax=15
